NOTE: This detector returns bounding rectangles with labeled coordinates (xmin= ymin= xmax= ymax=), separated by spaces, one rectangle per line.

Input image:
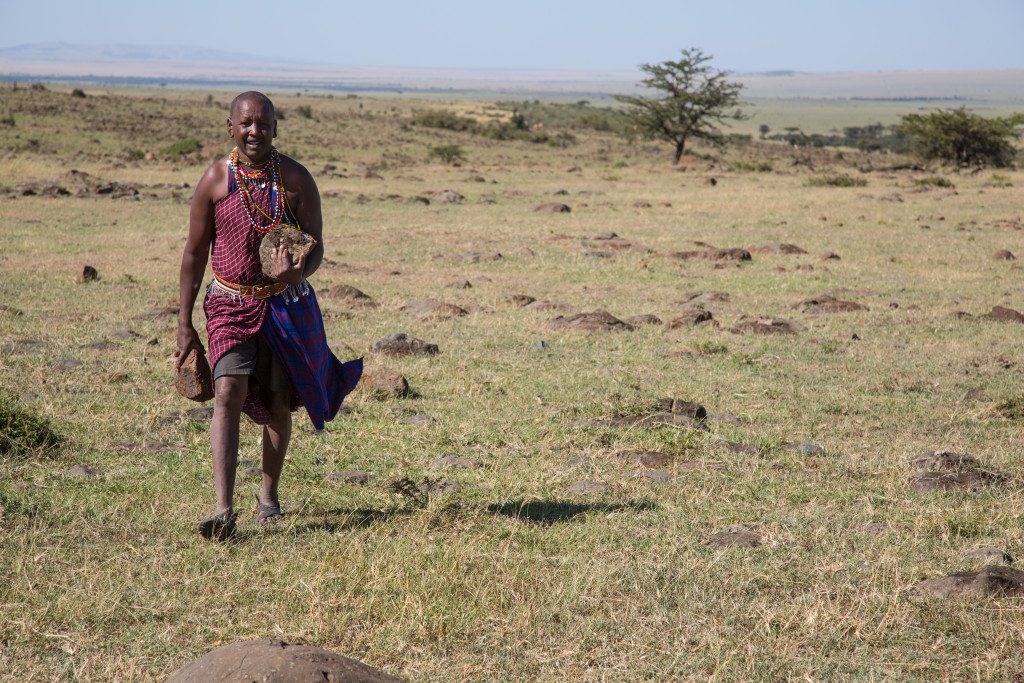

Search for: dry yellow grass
xmin=2 ymin=84 xmax=1024 ymax=681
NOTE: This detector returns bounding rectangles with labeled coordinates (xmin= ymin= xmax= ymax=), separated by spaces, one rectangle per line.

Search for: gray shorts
xmin=213 ymin=334 xmax=290 ymax=396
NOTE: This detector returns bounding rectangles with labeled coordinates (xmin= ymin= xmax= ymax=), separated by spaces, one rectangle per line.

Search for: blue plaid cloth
xmin=261 ymin=283 xmax=362 ymax=430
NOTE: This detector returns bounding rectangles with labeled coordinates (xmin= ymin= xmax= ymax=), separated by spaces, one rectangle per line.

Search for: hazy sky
xmin=1 ymin=0 xmax=1021 ymax=72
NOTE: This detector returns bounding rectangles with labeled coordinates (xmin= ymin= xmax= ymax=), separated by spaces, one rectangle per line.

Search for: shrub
xmin=732 ymin=160 xmax=773 ymax=172
xmin=806 ymin=174 xmax=868 ymax=188
xmin=29 ymin=82 xmax=46 ymax=91
xmin=898 ymin=107 xmax=1024 ymax=169
xmin=913 ymin=176 xmax=955 ymax=188
xmin=428 ymin=144 xmax=465 ymax=165
xmin=70 ymin=88 xmax=86 ymax=98
xmin=0 ymin=112 xmax=14 ymax=127
xmin=412 ymin=109 xmax=478 ymax=132
xmin=990 ymin=173 xmax=1013 ymax=188
xmin=0 ymin=391 xmax=63 ymax=459
xmin=161 ymin=137 xmax=201 ymax=155
xmin=296 ymin=105 xmax=313 ymax=119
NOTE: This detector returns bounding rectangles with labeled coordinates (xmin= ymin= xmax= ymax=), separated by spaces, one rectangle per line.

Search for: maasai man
xmin=176 ymin=91 xmax=361 ymax=541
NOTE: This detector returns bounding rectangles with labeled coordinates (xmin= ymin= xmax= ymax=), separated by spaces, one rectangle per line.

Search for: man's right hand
xmin=175 ymin=323 xmax=205 ymax=371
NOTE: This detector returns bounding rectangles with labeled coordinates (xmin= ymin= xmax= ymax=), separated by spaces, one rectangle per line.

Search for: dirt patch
xmin=908 ymin=566 xmax=1024 ymax=600
xmin=794 ymin=295 xmax=868 ymax=314
xmin=706 ymin=524 xmax=762 ymax=548
xmin=549 ymin=311 xmax=634 ymax=332
xmin=908 ymin=450 xmax=980 ymax=471
xmin=166 ymin=639 xmax=402 ymax=683
xmin=370 ymin=333 xmax=439 ymax=357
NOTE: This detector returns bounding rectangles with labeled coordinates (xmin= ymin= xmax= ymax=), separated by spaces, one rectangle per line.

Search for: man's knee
xmin=214 ymin=375 xmax=248 ymax=412
xmin=268 ymin=391 xmax=291 ymax=423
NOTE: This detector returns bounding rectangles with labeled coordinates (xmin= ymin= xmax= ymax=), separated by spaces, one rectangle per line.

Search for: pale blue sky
xmin=1 ymin=0 xmax=1021 ymax=71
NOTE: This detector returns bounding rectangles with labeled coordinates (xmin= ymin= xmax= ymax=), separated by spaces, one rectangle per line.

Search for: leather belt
xmin=212 ymin=274 xmax=289 ymax=300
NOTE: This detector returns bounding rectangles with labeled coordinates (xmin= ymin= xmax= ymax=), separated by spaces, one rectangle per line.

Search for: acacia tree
xmin=898 ymin=107 xmax=1023 ymax=169
xmin=615 ymin=48 xmax=746 ymax=164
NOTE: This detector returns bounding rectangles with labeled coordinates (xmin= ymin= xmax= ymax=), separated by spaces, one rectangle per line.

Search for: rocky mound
xmin=909 ymin=566 xmax=1024 ymax=600
xmin=370 ymin=333 xmax=439 ymax=357
xmin=548 ymin=311 xmax=634 ymax=332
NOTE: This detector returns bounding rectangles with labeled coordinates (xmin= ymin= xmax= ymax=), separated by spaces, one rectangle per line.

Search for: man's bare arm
xmin=285 ymin=158 xmax=324 ymax=278
xmin=175 ymin=164 xmax=219 ymax=369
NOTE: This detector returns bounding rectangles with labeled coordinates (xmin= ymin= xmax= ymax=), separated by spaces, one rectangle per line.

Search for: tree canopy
xmin=898 ymin=108 xmax=1023 ymax=169
xmin=615 ymin=48 xmax=746 ymax=164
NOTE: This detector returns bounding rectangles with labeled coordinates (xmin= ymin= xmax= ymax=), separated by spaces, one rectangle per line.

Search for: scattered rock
xmin=431 ymin=189 xmax=464 ymax=204
xmin=430 ymin=455 xmax=481 ymax=470
xmin=591 ymin=231 xmax=618 ymax=240
xmin=908 ymin=566 xmax=1024 ymax=600
xmin=66 ymin=464 xmax=103 ymax=478
xmin=76 ymin=265 xmax=98 ymax=284
xmin=795 ymin=295 xmax=868 ymax=314
xmin=399 ymin=300 xmax=467 ymax=318
xmin=548 ymin=311 xmax=634 ymax=332
xmin=819 ymin=252 xmax=841 ymax=260
xmin=510 ymin=294 xmax=537 ymax=307
xmin=786 ymin=443 xmax=825 ymax=456
xmin=994 ymin=250 xmax=1016 ymax=261
xmin=533 ymin=203 xmax=571 ymax=213
xmin=667 ymin=309 xmax=713 ymax=328
xmin=422 ymin=478 xmax=461 ymax=494
xmin=623 ymin=314 xmax=662 ymax=326
xmin=747 ymin=243 xmax=808 ymax=255
xmin=656 ymin=398 xmax=707 ymax=419
xmin=370 ymin=333 xmax=439 ymax=357
xmin=326 ymin=470 xmax=374 ymax=485
xmin=567 ymin=480 xmax=607 ymax=495
xmin=165 ymin=639 xmax=403 ymax=683
xmin=361 ymin=366 xmax=410 ymax=399
xmin=671 ymin=248 xmax=751 ymax=262
xmin=990 ymin=306 xmax=1024 ymax=324
xmin=636 ymin=469 xmax=674 ymax=483
xmin=329 ymin=284 xmax=377 ymax=307
xmin=532 ymin=340 xmax=550 ymax=351
xmin=962 ymin=547 xmax=1013 ymax=565
xmin=52 ymin=359 xmax=83 ymax=372
xmin=730 ymin=318 xmax=803 ymax=336
xmin=706 ymin=524 xmax=762 ymax=548
xmin=907 ymin=470 xmax=1005 ymax=492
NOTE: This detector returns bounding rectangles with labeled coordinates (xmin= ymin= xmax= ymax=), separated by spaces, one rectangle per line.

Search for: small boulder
xmin=991 ymin=306 xmax=1024 ymax=324
xmin=370 ymin=333 xmax=439 ymax=357
xmin=667 ymin=309 xmax=713 ymax=328
xmin=706 ymin=524 xmax=762 ymax=548
xmin=329 ymin=284 xmax=377 ymax=307
xmin=361 ymin=366 xmax=410 ymax=399
xmin=548 ymin=310 xmax=634 ymax=332
xmin=908 ymin=566 xmax=1024 ymax=600
xmin=994 ymin=250 xmax=1016 ymax=261
xmin=76 ymin=265 xmax=99 ymax=284
xmin=533 ymin=203 xmax=571 ymax=213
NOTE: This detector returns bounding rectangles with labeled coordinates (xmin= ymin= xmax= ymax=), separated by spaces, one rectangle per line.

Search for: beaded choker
xmin=230 ymin=147 xmax=286 ymax=234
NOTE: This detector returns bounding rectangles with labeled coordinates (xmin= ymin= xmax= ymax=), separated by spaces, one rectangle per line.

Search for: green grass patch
xmin=806 ymin=174 xmax=868 ymax=187
xmin=913 ymin=176 xmax=955 ymax=188
xmin=161 ymin=136 xmax=201 ymax=156
xmin=0 ymin=390 xmax=63 ymax=459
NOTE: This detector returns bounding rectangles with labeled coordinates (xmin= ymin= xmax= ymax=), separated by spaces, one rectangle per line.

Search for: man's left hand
xmin=270 ymin=245 xmax=306 ymax=285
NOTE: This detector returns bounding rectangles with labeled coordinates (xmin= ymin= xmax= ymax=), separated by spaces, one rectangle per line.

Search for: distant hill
xmin=1 ymin=42 xmax=1022 ymax=101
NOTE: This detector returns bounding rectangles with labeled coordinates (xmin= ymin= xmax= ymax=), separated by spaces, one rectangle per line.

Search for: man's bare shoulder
xmin=278 ymin=153 xmax=316 ymax=190
xmin=194 ymin=155 xmax=231 ymax=204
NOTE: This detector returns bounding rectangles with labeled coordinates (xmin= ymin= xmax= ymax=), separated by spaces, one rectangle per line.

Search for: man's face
xmin=228 ymin=98 xmax=276 ymax=162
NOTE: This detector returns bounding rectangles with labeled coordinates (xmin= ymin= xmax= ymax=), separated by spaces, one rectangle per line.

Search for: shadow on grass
xmin=485 ymin=500 xmax=656 ymax=526
xmin=286 ymin=507 xmax=417 ymax=534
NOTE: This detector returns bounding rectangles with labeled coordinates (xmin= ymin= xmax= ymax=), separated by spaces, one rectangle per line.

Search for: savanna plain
xmin=2 ymin=84 xmax=1024 ymax=681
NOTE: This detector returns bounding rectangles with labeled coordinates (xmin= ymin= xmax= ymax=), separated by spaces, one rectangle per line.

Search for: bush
xmin=732 ymin=160 xmax=773 ymax=172
xmin=29 ymin=82 xmax=46 ymax=91
xmin=898 ymin=108 xmax=1024 ymax=169
xmin=70 ymin=88 xmax=86 ymax=98
xmin=412 ymin=109 xmax=478 ymax=132
xmin=806 ymin=174 xmax=868 ymax=188
xmin=990 ymin=173 xmax=1013 ymax=188
xmin=0 ymin=391 xmax=63 ymax=459
xmin=0 ymin=112 xmax=14 ymax=127
xmin=913 ymin=176 xmax=955 ymax=188
xmin=296 ymin=105 xmax=313 ymax=119
xmin=428 ymin=144 xmax=465 ymax=165
xmin=161 ymin=137 xmax=201 ymax=155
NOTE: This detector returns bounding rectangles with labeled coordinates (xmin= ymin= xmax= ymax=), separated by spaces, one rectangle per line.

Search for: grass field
xmin=2 ymin=84 xmax=1024 ymax=681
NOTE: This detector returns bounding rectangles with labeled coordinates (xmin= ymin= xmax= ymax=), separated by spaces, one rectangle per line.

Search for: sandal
xmin=198 ymin=510 xmax=237 ymax=542
xmin=255 ymin=495 xmax=284 ymax=524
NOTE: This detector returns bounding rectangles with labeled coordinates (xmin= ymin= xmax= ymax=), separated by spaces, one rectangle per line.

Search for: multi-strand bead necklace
xmin=231 ymin=146 xmax=286 ymax=234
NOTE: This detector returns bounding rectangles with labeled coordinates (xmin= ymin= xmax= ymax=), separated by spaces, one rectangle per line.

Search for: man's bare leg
xmin=258 ymin=395 xmax=291 ymax=521
xmin=210 ymin=374 xmax=248 ymax=515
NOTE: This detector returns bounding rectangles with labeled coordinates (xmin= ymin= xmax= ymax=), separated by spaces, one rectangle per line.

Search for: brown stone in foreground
xmin=994 ymin=250 xmax=1016 ymax=261
xmin=361 ymin=366 xmax=410 ymax=398
xmin=175 ymin=348 xmax=214 ymax=402
xmin=623 ymin=314 xmax=662 ymax=326
xmin=907 ymin=470 xmax=1006 ymax=492
xmin=795 ymin=295 xmax=868 ymax=314
xmin=166 ymin=639 xmax=403 ymax=683
xmin=510 ymin=294 xmax=537 ymax=307
xmin=430 ymin=189 xmax=464 ymax=204
xmin=329 ymin=284 xmax=377 ymax=307
xmin=548 ymin=310 xmax=634 ymax=332
xmin=671 ymin=248 xmax=751 ymax=262
xmin=258 ymin=227 xmax=317 ymax=278
xmin=908 ymin=450 xmax=980 ymax=472
xmin=747 ymin=242 xmax=808 ymax=255
xmin=533 ymin=202 xmax=571 ymax=213
xmin=990 ymin=305 xmax=1024 ymax=323
xmin=908 ymin=566 xmax=1024 ymax=600
xmin=656 ymin=398 xmax=708 ymax=420
xmin=399 ymin=300 xmax=467 ymax=318
xmin=76 ymin=265 xmax=98 ymax=283
xmin=370 ymin=333 xmax=439 ymax=357
xmin=706 ymin=524 xmax=762 ymax=549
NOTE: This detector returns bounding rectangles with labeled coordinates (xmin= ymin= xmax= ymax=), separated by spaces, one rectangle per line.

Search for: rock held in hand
xmin=175 ymin=348 xmax=214 ymax=402
xmin=258 ymin=227 xmax=317 ymax=278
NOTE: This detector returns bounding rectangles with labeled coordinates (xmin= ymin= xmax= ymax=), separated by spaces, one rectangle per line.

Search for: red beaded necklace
xmin=231 ymin=147 xmax=285 ymax=234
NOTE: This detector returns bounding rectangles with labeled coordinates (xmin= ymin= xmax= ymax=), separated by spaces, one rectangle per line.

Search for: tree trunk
xmin=673 ymin=140 xmax=686 ymax=165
